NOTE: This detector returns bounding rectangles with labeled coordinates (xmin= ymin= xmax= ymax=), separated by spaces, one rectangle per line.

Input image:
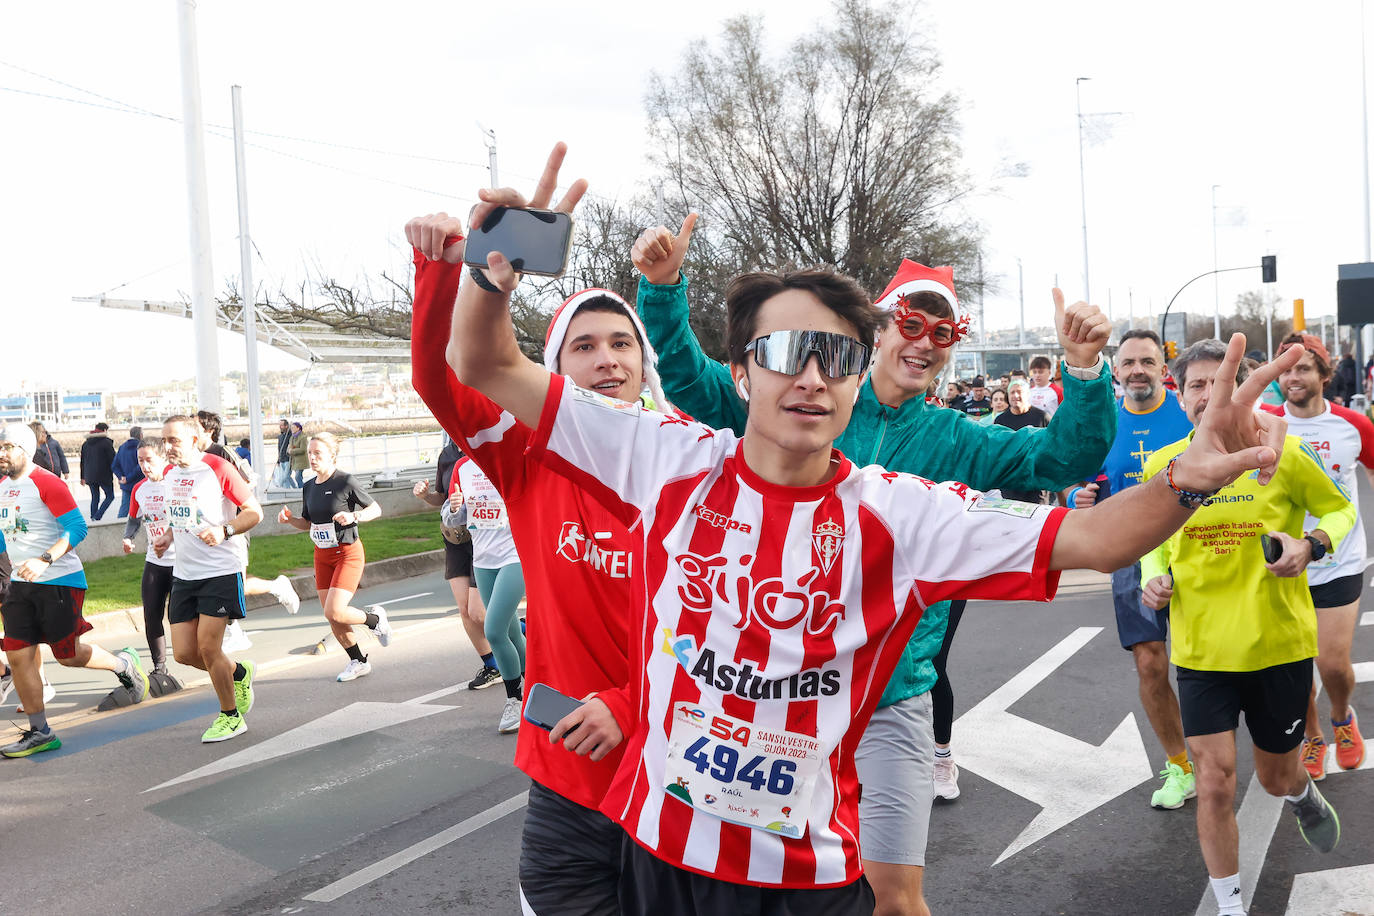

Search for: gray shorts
xmin=854 ymin=691 xmax=935 ymax=866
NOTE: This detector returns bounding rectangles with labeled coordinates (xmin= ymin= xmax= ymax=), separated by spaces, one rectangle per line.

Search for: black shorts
xmin=618 ymin=834 xmax=874 ymax=916
xmin=0 ymin=581 xmax=92 ymax=659
xmin=1177 ymin=660 xmax=1313 ymax=754
xmin=1310 ymin=573 xmax=1362 ymax=608
xmin=444 ymin=538 xmax=474 ymax=580
xmin=519 ymin=780 xmax=621 ymax=916
xmin=168 ymin=573 xmax=246 ymax=624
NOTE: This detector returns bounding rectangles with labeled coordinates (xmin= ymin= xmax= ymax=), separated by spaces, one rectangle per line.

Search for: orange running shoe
xmin=1300 ymin=735 xmax=1327 ymax=781
xmin=1333 ymin=708 xmax=1365 ymax=771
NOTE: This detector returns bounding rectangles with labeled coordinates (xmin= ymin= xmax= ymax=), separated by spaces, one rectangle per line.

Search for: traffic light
xmin=1261 ymin=255 xmax=1277 ymax=283
xmin=1165 ymin=340 xmax=1178 ymax=360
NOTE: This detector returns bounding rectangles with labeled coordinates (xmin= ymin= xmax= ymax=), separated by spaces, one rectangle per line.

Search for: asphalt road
xmin=3 ymin=553 xmax=1373 ymax=914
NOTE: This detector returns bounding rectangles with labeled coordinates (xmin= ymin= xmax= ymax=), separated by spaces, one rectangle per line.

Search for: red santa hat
xmin=874 ymin=260 xmax=960 ymax=313
xmin=543 ymin=288 xmax=671 ymax=410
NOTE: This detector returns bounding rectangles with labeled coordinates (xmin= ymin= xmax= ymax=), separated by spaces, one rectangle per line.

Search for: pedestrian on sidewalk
xmin=111 ymin=426 xmax=144 ymax=519
xmin=79 ymin=422 xmax=116 ymax=521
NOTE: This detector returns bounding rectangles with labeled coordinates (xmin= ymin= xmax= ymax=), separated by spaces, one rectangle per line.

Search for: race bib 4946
xmin=663 ymin=706 xmax=824 ymax=839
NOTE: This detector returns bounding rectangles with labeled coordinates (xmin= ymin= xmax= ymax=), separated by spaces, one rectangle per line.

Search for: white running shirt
xmin=129 ymin=477 xmax=175 ymax=568
xmin=530 ymin=375 xmax=1066 ymax=888
xmin=452 ymin=456 xmax=520 ymax=569
xmin=164 ymin=453 xmax=252 ymax=580
xmin=1272 ymin=400 xmax=1374 ymax=585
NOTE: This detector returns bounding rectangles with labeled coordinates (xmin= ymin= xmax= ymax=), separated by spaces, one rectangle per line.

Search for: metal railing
xmin=267 ymin=431 xmax=445 ymax=488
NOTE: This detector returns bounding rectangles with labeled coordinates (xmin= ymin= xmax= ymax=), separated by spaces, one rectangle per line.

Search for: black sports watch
xmin=37 ymin=551 xmax=53 ymax=564
xmin=1304 ymin=534 xmax=1328 ymax=562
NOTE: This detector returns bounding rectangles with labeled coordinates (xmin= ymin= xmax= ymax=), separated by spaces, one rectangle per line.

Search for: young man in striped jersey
xmin=448 ymin=143 xmax=1301 ymax=913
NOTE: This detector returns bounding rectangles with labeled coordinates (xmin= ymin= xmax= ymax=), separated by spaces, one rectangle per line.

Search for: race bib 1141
xmin=663 ymin=705 xmax=824 ymax=838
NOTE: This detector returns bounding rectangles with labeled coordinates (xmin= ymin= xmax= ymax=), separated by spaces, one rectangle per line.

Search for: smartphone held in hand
xmin=523 ymin=682 xmax=585 ymax=731
xmin=463 ymin=206 xmax=574 ymax=277
xmin=1260 ymin=533 xmax=1282 ymax=564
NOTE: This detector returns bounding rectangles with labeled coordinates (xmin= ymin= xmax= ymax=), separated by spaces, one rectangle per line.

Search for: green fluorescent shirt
xmin=1140 ymin=435 xmax=1355 ymax=672
xmin=639 ymin=275 xmax=1117 ymax=706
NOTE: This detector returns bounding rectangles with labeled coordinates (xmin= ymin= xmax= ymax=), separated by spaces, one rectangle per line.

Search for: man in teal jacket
xmin=632 ymin=217 xmax=1115 ymax=916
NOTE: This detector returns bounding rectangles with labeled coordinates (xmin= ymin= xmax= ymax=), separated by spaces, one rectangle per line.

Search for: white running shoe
xmin=0 ymin=669 xmax=12 ymax=707
xmin=15 ymin=669 xmax=56 ymax=714
xmin=933 ymin=756 xmax=961 ymax=800
xmin=272 ymin=575 xmax=300 ymax=614
xmin=222 ymin=620 xmax=253 ymax=652
xmin=368 ymin=605 xmax=392 ymax=647
xmin=336 ymin=658 xmax=372 ymax=682
xmin=498 ymin=696 xmax=522 ymax=734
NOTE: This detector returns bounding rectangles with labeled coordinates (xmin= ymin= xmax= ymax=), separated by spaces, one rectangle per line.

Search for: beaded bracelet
xmin=1165 ymin=456 xmax=1218 ymax=509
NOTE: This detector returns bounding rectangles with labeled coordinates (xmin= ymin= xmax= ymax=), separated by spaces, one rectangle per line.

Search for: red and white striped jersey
xmin=530 ymin=375 xmax=1066 ymax=888
xmin=1269 ymin=400 xmax=1374 ymax=584
xmin=130 ymin=477 xmax=174 ymax=568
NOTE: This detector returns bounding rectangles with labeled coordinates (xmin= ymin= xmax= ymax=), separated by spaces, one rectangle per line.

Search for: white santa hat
xmin=874 ymin=259 xmax=960 ymax=313
xmin=543 ymin=288 xmax=672 ymax=411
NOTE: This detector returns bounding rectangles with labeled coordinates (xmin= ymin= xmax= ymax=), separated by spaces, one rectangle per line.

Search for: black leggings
xmin=930 ymin=599 xmax=967 ymax=746
xmin=142 ymin=563 xmax=175 ymax=668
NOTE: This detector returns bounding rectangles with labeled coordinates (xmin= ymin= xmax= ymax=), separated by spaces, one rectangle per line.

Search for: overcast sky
xmin=3 ymin=0 xmax=1371 ymax=392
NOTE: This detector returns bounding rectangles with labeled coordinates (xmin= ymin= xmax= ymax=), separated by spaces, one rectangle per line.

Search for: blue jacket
xmin=111 ymin=438 xmax=144 ymax=490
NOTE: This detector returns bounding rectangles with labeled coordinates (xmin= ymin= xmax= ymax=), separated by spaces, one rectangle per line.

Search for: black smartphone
xmin=463 ymin=206 xmax=574 ymax=277
xmin=1260 ymin=533 xmax=1282 ymax=564
xmin=523 ymin=682 xmax=585 ymax=731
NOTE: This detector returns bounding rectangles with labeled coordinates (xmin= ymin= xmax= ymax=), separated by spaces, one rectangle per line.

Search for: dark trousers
xmin=89 ymin=479 xmax=115 ymax=520
xmin=117 ymin=484 xmax=136 ymax=519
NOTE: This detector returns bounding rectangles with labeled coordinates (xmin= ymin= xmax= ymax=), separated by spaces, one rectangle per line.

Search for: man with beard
xmin=1069 ymin=329 xmax=1195 ymax=809
xmin=0 ymin=423 xmax=149 ymax=757
xmin=1266 ymin=334 xmax=1369 ymax=776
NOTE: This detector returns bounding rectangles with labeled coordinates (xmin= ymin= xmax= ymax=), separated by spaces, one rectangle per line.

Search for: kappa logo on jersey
xmin=811 ymin=519 xmax=843 ymax=574
xmin=692 ymin=504 xmax=753 ymax=534
xmin=674 ymin=552 xmax=847 ymax=638
xmin=554 ymin=521 xmax=633 ymax=578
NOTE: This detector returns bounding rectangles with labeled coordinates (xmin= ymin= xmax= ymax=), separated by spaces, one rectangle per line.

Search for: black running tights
xmin=930 ymin=599 xmax=968 ymax=746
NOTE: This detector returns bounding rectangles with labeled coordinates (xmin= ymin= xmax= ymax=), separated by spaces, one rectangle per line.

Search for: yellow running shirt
xmin=1140 ymin=435 xmax=1355 ymax=672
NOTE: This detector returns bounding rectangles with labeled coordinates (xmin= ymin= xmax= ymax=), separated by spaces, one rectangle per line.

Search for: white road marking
xmin=302 ymin=791 xmax=530 ymax=903
xmin=405 ymin=683 xmax=469 ymax=705
xmin=1361 ymin=611 xmax=1374 ymax=627
xmin=373 ymin=591 xmax=434 ymax=606
xmin=143 ymin=700 xmax=457 ymax=793
xmin=1284 ymin=863 xmax=1374 ymax=915
xmin=953 ymin=627 xmax=1152 ymax=864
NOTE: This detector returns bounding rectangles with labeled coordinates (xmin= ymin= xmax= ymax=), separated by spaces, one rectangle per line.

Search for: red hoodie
xmin=410 ymin=247 xmax=639 ymax=810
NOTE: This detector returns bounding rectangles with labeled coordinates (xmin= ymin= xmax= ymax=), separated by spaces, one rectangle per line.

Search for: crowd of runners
xmin=1 ymin=141 xmax=1369 ymax=915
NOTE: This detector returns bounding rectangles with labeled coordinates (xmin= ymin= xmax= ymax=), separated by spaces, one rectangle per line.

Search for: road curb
xmin=79 ymin=549 xmax=446 ymax=640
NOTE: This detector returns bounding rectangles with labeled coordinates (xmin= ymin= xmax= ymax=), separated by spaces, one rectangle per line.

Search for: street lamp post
xmin=1076 ymin=77 xmax=1092 ymax=303
xmin=1211 ymin=185 xmax=1222 ymax=338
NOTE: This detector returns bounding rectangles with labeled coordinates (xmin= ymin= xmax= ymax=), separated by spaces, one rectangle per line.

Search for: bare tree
xmin=646 ymin=0 xmax=984 ymax=300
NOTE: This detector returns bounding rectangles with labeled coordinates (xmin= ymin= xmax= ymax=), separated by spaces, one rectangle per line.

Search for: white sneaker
xmin=498 ymin=696 xmax=521 ymax=734
xmin=222 ymin=620 xmax=253 ymax=652
xmin=273 ymin=575 xmax=300 ymax=614
xmin=933 ymin=756 xmax=961 ymax=800
xmin=0 ymin=669 xmax=12 ymax=706
xmin=368 ymin=605 xmax=392 ymax=647
xmin=15 ymin=669 xmax=56 ymax=714
xmin=336 ymin=658 xmax=372 ymax=682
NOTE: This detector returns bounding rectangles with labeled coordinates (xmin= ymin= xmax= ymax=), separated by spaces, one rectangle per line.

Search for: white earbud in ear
xmin=736 ymin=378 xmax=750 ymax=402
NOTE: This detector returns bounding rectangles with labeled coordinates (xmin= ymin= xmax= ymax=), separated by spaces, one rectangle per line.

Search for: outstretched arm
xmin=633 ymin=217 xmax=748 ymax=433
xmin=444 ymin=143 xmax=587 ymax=426
xmin=1051 ymin=334 xmax=1300 ymax=571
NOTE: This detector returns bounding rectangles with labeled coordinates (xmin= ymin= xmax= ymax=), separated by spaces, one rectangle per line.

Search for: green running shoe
xmin=1150 ymin=762 xmax=1196 ymax=810
xmin=1291 ymin=779 xmax=1341 ymax=853
xmin=233 ymin=659 xmax=256 ymax=717
xmin=201 ymin=712 xmax=247 ymax=744
xmin=1 ymin=728 xmax=62 ymax=758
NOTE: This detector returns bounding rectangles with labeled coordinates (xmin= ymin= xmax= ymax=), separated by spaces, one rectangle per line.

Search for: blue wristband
xmin=1067 ymin=486 xmax=1083 ymax=509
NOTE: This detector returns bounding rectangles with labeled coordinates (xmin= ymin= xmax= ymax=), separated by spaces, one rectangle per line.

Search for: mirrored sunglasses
xmin=745 ymin=329 xmax=872 ymax=378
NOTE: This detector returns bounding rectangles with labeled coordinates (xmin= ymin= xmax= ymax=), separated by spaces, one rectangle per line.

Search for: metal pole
xmin=1076 ymin=77 xmax=1092 ymax=302
xmin=1017 ymin=257 xmax=1025 ymax=351
xmin=1211 ymin=184 xmax=1222 ymax=339
xmin=1364 ymin=0 xmax=1371 ymax=262
xmin=479 ymin=123 xmax=498 ymax=187
xmin=177 ymin=0 xmax=221 ymax=411
xmin=1128 ymin=287 xmax=1134 ymax=330
xmin=231 ymin=86 xmax=265 ymax=499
